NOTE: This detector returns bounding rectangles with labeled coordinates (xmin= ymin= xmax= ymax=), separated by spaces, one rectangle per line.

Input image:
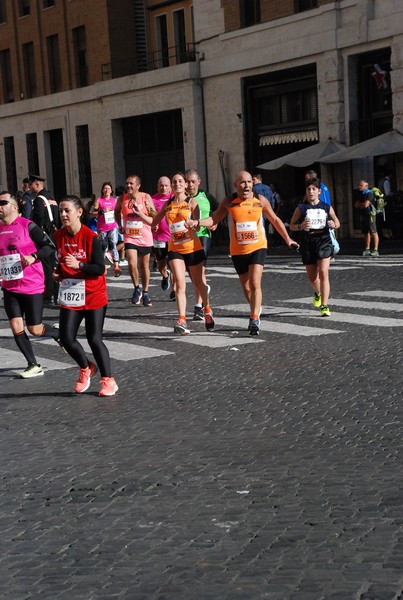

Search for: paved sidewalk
xmin=0 ymin=254 xmax=402 ymax=599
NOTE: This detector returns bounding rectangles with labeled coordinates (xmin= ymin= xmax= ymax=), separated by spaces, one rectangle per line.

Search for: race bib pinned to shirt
xmin=169 ymin=220 xmax=191 ymax=245
xmin=0 ymin=254 xmax=23 ymax=281
xmin=306 ymin=208 xmax=327 ymax=230
xmin=58 ymin=279 xmax=85 ymax=307
xmin=236 ymin=221 xmax=258 ymax=244
xmin=125 ymin=220 xmax=143 ymax=238
xmin=104 ymin=210 xmax=115 ymax=225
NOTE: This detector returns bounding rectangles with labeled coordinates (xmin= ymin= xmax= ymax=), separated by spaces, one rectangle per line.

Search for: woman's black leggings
xmin=59 ymin=306 xmax=111 ymax=377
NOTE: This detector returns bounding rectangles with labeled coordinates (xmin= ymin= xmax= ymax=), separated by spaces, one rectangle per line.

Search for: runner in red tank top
xmin=54 ymin=195 xmax=118 ymax=397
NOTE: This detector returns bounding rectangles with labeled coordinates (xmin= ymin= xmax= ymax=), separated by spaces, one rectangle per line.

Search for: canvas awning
xmin=320 ymin=130 xmax=403 ymax=163
xmin=259 ymin=130 xmax=318 ymax=146
xmin=257 ymin=138 xmax=346 ymax=170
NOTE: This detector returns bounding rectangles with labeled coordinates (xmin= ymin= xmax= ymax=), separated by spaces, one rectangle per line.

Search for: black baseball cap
xmin=28 ymin=173 xmax=46 ymax=182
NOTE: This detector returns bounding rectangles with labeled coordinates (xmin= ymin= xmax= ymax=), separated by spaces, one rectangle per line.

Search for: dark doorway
xmin=122 ymin=109 xmax=184 ymax=194
xmin=48 ymin=129 xmax=67 ymax=200
xmin=243 ymin=64 xmax=318 ymax=202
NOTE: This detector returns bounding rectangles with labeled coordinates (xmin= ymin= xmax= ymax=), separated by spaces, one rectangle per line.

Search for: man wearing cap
xmin=19 ymin=177 xmax=33 ymax=219
xmin=30 ymin=174 xmax=60 ymax=304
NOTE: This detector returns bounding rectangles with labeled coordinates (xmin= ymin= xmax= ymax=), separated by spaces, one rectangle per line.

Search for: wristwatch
xmin=78 ymin=261 xmax=85 ymax=270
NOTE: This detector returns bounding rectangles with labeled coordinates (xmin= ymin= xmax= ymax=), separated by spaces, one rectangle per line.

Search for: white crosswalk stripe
xmin=177 ymin=332 xmax=265 ymax=347
xmin=348 ymin=290 xmax=403 ymax=299
xmin=215 ymin=317 xmax=342 ymax=337
xmin=0 ymin=347 xmax=76 ymax=374
xmin=280 ymin=299 xmax=403 ymax=326
xmin=282 ymin=296 xmax=403 ymax=313
xmin=36 ymin=336 xmax=174 ymax=361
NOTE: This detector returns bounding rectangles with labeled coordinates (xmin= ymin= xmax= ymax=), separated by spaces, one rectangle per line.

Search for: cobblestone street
xmin=1 ymin=251 xmax=402 ymax=599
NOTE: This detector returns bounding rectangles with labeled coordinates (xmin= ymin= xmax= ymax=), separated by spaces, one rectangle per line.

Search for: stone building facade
xmin=0 ymin=0 xmax=402 ymax=237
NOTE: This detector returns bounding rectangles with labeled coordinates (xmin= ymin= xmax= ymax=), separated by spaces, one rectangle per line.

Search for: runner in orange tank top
xmin=187 ymin=170 xmax=298 ymax=336
xmin=137 ymin=172 xmax=214 ymax=335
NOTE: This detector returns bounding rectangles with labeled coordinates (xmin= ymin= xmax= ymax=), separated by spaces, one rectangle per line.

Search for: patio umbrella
xmin=321 ymin=130 xmax=403 ymax=163
xmin=257 ymin=138 xmax=346 ymax=170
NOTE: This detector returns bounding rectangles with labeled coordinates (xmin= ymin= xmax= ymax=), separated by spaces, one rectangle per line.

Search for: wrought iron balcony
xmin=101 ymin=43 xmax=197 ymax=81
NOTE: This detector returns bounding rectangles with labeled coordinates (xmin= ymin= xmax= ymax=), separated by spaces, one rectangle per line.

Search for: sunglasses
xmin=0 ymin=200 xmax=16 ymax=206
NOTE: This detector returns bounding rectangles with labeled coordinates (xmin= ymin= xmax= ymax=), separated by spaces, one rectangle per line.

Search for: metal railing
xmin=101 ymin=43 xmax=197 ymax=81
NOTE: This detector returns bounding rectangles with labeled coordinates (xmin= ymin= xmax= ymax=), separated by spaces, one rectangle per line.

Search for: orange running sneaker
xmin=75 ymin=361 xmax=98 ymax=393
xmin=99 ymin=377 xmax=119 ymax=397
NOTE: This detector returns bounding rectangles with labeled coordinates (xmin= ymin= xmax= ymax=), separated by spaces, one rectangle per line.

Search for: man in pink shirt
xmin=114 ymin=175 xmax=156 ymax=307
xmin=152 ymin=176 xmax=173 ymax=293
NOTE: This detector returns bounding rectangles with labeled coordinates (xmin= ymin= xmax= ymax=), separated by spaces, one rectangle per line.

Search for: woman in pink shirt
xmin=92 ymin=182 xmax=121 ymax=277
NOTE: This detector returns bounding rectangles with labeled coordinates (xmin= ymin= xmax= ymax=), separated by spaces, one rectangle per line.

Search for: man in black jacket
xmin=30 ymin=174 xmax=60 ymax=304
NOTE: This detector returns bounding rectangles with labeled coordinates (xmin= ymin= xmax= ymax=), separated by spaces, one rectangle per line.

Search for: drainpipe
xmin=10 ymin=1 xmax=23 ymax=98
xmin=195 ymin=52 xmax=209 ymax=188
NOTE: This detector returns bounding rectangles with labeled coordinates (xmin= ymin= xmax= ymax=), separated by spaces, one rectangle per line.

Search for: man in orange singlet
xmin=187 ymin=170 xmax=297 ymax=335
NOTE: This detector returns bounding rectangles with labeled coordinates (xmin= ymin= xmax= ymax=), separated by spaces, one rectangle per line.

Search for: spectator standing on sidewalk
xmin=30 ymin=174 xmax=60 ymax=304
xmin=354 ymin=180 xmax=380 ymax=256
xmin=252 ymin=173 xmax=275 ymax=244
xmin=19 ymin=177 xmax=33 ymax=219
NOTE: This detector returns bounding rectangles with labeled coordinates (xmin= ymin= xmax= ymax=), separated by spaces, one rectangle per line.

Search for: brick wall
xmin=107 ymin=0 xmax=136 ymax=77
xmin=0 ymin=0 xmax=113 ymax=103
xmin=222 ymin=0 xmax=335 ymax=32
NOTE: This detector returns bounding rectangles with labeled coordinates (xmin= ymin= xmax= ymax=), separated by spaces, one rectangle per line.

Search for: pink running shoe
xmin=99 ymin=377 xmax=119 ymax=397
xmin=74 ymin=361 xmax=98 ymax=393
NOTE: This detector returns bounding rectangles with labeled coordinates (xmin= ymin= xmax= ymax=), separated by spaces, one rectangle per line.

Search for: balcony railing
xmin=101 ymin=43 xmax=197 ymax=81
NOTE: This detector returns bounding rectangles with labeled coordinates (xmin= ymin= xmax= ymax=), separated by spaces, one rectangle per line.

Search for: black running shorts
xmin=124 ymin=243 xmax=153 ymax=256
xmin=167 ymin=249 xmax=206 ymax=268
xmin=300 ymin=232 xmax=333 ymax=265
xmin=231 ymin=248 xmax=266 ymax=275
xmin=3 ymin=289 xmax=44 ymax=326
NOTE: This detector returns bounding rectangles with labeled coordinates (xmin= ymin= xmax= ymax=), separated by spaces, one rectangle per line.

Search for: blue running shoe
xmin=142 ymin=291 xmax=152 ymax=307
xmin=131 ymin=287 xmax=143 ymax=305
xmin=248 ymin=317 xmax=260 ymax=336
xmin=204 ymin=310 xmax=215 ymax=332
xmin=161 ymin=270 xmax=171 ymax=291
